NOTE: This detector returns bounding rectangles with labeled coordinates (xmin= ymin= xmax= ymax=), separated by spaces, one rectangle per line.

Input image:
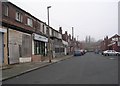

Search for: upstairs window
xmin=27 ymin=18 xmax=33 ymax=27
xmin=16 ymin=11 xmax=22 ymax=22
xmin=42 ymin=24 xmax=44 ymax=33
xmin=112 ymin=38 xmax=118 ymax=41
xmin=3 ymin=5 xmax=8 ymax=16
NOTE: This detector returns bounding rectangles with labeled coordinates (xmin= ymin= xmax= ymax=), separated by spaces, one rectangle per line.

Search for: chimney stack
xmin=59 ymin=27 xmax=62 ymax=34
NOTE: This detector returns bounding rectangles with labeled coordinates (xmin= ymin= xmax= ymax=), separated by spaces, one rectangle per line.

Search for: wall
xmin=0 ymin=27 xmax=8 ymax=65
xmin=3 ymin=27 xmax=8 ymax=65
xmin=2 ymin=2 xmax=35 ymax=32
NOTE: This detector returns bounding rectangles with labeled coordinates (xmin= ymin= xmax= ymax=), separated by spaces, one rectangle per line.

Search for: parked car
xmin=94 ymin=49 xmax=99 ymax=54
xmin=74 ymin=50 xmax=82 ymax=56
xmin=84 ymin=50 xmax=87 ymax=53
xmin=103 ymin=50 xmax=119 ymax=56
xmin=117 ymin=52 xmax=120 ymax=56
xmin=80 ymin=49 xmax=85 ymax=55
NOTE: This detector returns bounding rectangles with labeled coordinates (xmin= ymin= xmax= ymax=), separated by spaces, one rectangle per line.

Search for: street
xmin=3 ymin=52 xmax=118 ymax=84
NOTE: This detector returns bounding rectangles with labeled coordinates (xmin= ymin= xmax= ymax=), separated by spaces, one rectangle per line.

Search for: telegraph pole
xmin=72 ymin=27 xmax=74 ymax=40
xmin=47 ymin=6 xmax=52 ymax=63
xmin=72 ymin=27 xmax=74 ymax=53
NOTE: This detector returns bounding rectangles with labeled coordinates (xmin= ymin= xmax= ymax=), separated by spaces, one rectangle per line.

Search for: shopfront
xmin=62 ymin=40 xmax=68 ymax=55
xmin=9 ymin=29 xmax=32 ymax=64
xmin=32 ymin=33 xmax=48 ymax=62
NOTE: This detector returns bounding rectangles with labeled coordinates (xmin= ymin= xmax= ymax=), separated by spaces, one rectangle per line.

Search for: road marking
xmin=109 ymin=58 xmax=115 ymax=60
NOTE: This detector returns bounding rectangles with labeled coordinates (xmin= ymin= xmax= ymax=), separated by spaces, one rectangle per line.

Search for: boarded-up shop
xmin=9 ymin=29 xmax=32 ymax=64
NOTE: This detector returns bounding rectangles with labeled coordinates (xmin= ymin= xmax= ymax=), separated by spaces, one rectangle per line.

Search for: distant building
xmin=108 ymin=34 xmax=120 ymax=52
xmin=50 ymin=27 xmax=63 ymax=58
xmin=100 ymin=34 xmax=120 ymax=52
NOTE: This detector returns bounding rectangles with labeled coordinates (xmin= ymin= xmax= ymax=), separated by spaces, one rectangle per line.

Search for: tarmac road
xmin=3 ymin=52 xmax=118 ymax=84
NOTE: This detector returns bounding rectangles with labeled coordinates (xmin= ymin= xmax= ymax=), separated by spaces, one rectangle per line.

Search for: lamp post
xmin=47 ymin=6 xmax=52 ymax=63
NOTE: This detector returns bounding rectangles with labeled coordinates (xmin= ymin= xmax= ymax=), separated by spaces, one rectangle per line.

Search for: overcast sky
xmin=8 ymin=0 xmax=119 ymax=41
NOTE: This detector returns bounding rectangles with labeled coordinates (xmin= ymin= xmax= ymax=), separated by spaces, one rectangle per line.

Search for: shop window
xmin=16 ymin=11 xmax=22 ymax=22
xmin=34 ymin=41 xmax=40 ymax=55
xmin=34 ymin=41 xmax=45 ymax=56
xmin=60 ymin=48 xmax=64 ymax=53
xmin=55 ymin=48 xmax=59 ymax=53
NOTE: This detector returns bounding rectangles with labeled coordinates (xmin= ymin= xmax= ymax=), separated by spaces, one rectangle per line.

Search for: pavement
xmin=1 ymin=55 xmax=72 ymax=81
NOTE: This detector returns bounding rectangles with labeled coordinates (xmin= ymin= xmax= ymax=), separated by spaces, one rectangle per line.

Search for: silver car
xmin=103 ymin=50 xmax=119 ymax=56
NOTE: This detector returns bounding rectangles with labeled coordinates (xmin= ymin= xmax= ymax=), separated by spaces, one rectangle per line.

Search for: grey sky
xmin=9 ymin=0 xmax=119 ymax=41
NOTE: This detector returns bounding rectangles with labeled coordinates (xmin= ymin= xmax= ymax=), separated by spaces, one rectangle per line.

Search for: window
xmin=60 ymin=48 xmax=64 ymax=52
xmin=118 ymin=42 xmax=120 ymax=46
xmin=49 ymin=28 xmax=52 ymax=36
xmin=44 ymin=25 xmax=46 ymax=34
xmin=27 ymin=18 xmax=33 ymax=27
xmin=34 ymin=41 xmax=45 ymax=56
xmin=55 ymin=48 xmax=59 ymax=53
xmin=43 ymin=24 xmax=44 ymax=33
xmin=46 ymin=27 xmax=49 ymax=35
xmin=16 ymin=11 xmax=22 ymax=22
xmin=39 ymin=22 xmax=43 ymax=32
xmin=3 ymin=5 xmax=8 ymax=16
xmin=112 ymin=37 xmax=118 ymax=41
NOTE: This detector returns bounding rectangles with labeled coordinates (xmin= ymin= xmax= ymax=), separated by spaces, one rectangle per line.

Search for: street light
xmin=47 ymin=6 xmax=52 ymax=63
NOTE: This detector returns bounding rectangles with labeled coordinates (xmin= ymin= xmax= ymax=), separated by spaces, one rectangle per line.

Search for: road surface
xmin=3 ymin=52 xmax=118 ymax=84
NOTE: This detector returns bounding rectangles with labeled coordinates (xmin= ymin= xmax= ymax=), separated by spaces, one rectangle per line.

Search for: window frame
xmin=3 ymin=5 xmax=9 ymax=16
xmin=27 ymin=17 xmax=33 ymax=27
xmin=16 ymin=11 xmax=23 ymax=22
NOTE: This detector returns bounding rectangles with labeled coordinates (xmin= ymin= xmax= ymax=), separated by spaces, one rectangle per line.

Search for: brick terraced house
xmin=100 ymin=34 xmax=120 ymax=52
xmin=0 ymin=1 xmax=49 ymax=65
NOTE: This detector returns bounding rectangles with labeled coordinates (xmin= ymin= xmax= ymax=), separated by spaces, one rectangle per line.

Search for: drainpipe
xmin=7 ymin=27 xmax=9 ymax=64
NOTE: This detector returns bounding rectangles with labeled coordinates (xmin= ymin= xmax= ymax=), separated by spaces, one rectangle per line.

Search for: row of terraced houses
xmin=0 ymin=1 xmax=83 ymax=65
xmin=100 ymin=34 xmax=120 ymax=52
xmin=94 ymin=34 xmax=120 ymax=53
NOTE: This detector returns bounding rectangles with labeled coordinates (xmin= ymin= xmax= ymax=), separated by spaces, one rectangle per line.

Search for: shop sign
xmin=34 ymin=33 xmax=48 ymax=42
